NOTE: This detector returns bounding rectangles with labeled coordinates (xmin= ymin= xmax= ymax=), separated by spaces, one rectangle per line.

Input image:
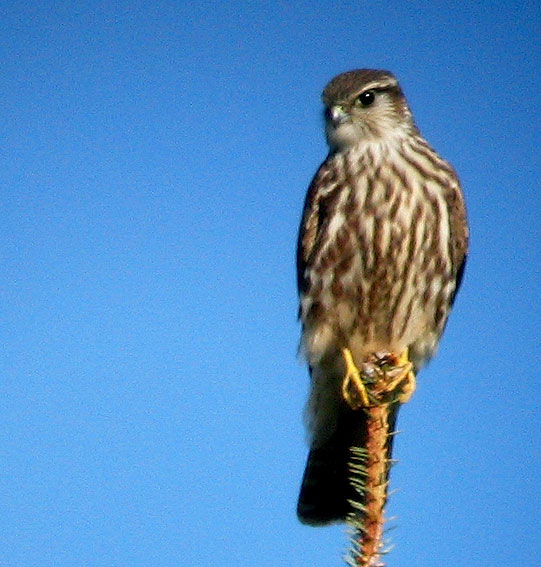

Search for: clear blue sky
xmin=1 ymin=2 xmax=539 ymax=566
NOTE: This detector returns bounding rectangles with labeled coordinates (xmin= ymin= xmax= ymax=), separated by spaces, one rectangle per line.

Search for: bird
xmin=296 ymin=69 xmax=468 ymax=528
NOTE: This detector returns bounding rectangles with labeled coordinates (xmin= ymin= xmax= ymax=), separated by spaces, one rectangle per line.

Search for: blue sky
xmin=1 ymin=2 xmax=539 ymax=566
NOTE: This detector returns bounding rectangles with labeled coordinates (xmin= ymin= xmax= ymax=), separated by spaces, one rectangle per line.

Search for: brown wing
xmin=444 ymin=169 xmax=469 ymax=305
xmin=296 ymin=158 xmax=340 ymax=297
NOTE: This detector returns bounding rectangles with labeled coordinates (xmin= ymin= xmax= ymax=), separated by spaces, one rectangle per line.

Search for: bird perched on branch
xmin=296 ymin=69 xmax=468 ymax=534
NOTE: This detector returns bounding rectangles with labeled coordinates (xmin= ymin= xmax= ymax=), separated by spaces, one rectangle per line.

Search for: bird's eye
xmin=357 ymin=90 xmax=376 ymax=107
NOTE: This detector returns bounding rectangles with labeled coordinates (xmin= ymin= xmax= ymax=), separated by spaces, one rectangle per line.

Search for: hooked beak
xmin=327 ymin=105 xmax=349 ymax=125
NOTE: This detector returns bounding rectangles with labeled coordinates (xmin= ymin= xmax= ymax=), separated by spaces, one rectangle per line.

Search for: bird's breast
xmin=300 ymin=147 xmax=456 ymax=366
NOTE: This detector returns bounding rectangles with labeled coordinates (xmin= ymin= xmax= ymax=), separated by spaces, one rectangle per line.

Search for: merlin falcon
xmin=296 ymin=69 xmax=468 ymax=528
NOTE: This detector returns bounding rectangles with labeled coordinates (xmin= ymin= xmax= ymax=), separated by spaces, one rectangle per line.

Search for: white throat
xmin=327 ymin=119 xmax=410 ymax=154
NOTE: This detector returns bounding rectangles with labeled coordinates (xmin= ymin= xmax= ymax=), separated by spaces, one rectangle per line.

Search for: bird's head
xmin=322 ymin=69 xmax=418 ymax=153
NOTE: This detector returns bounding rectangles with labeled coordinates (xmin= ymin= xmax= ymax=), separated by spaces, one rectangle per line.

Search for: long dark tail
xmin=297 ymin=402 xmax=399 ymax=526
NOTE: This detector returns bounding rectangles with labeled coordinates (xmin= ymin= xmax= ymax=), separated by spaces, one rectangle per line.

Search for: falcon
xmin=296 ymin=69 xmax=468 ymax=533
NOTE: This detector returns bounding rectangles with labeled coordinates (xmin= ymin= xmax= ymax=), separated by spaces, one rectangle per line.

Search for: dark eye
xmin=357 ymin=90 xmax=376 ymax=107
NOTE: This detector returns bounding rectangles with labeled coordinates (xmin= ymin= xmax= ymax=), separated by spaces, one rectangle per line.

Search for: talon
xmin=341 ymin=347 xmax=370 ymax=409
xmin=386 ymin=348 xmax=416 ymax=403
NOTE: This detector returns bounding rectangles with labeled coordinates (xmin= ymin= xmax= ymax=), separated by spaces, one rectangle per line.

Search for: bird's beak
xmin=329 ymin=105 xmax=349 ymax=125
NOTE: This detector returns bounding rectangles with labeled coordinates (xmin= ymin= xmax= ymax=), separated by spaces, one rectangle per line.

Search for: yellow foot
xmin=385 ymin=348 xmax=416 ymax=403
xmin=341 ymin=347 xmax=370 ymax=409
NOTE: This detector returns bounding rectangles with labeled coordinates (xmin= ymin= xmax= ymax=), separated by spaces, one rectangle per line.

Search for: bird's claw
xmin=383 ymin=349 xmax=416 ymax=403
xmin=341 ymin=347 xmax=370 ymax=409
xmin=341 ymin=348 xmax=417 ymax=409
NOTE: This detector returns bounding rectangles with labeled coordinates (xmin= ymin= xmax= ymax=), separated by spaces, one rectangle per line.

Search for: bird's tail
xmin=297 ymin=402 xmax=399 ymax=526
